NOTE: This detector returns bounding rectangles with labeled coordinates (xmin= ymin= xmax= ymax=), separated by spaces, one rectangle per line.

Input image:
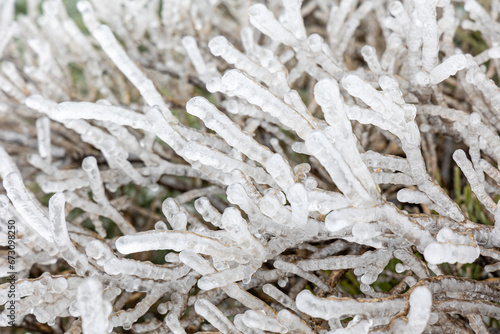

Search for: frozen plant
xmin=0 ymin=0 xmax=500 ymax=332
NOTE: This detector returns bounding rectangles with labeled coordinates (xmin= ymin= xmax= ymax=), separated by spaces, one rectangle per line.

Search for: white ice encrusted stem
xmin=82 ymin=156 xmax=136 ymax=235
xmin=429 ymin=54 xmax=467 ymax=84
xmin=48 ymin=193 xmax=89 ymax=275
xmin=3 ymin=173 xmax=53 ymax=244
xmin=296 ymin=289 xmax=406 ymax=320
xmin=2 ymin=0 xmax=500 ymax=331
xmin=414 ymin=0 xmax=439 ymax=72
xmin=195 ymin=299 xmax=242 ymax=334
xmin=87 ymin=23 xmax=175 ymax=121
xmin=314 ymin=78 xmax=380 ymax=202
xmin=217 ymin=70 xmax=318 ymax=139
xmin=35 ymin=116 xmax=51 ymax=162
xmin=248 ymin=4 xmax=298 ymax=47
xmin=342 ymin=74 xmax=464 ymax=221
xmin=179 ymin=250 xmax=274 ymax=315
xmin=424 ymin=227 xmax=480 ymax=264
xmin=86 ymin=240 xmax=190 ymax=281
xmin=305 ymin=130 xmax=373 ymax=205
xmin=186 ymin=96 xmax=272 ymax=165
xmin=116 ymin=230 xmax=251 ymax=264
xmin=220 ymin=207 xmax=265 ymax=257
xmin=186 ymin=96 xmax=296 ymax=191
xmin=77 ymin=277 xmax=111 ymax=334
xmin=241 ymin=310 xmax=287 ymax=333
xmin=404 ymin=286 xmax=432 ymax=333
xmin=453 ymin=149 xmax=496 ymax=214
xmin=325 ymin=203 xmax=435 ymax=253
xmin=46 ymin=101 xmax=153 ymax=131
xmin=209 ymin=36 xmax=272 ymax=86
xmin=0 ymin=145 xmax=21 ymax=180
xmin=182 ymin=36 xmax=210 ymax=82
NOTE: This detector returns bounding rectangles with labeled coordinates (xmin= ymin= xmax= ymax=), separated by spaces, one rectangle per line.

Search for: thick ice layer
xmin=248 ymin=4 xmax=298 ymax=46
xmin=424 ymin=241 xmax=480 ymax=264
xmin=182 ymin=36 xmax=209 ymax=81
xmin=218 ymin=70 xmax=316 ymax=139
xmin=186 ymin=96 xmax=273 ymax=165
xmin=241 ymin=310 xmax=287 ymax=333
xmin=406 ymin=286 xmax=432 ymax=333
xmin=3 ymin=173 xmax=53 ymax=243
xmin=296 ymin=290 xmax=406 ymax=319
xmin=195 ymin=299 xmax=242 ymax=333
xmin=305 ymin=130 xmax=372 ymax=205
xmin=429 ymin=54 xmax=467 ymax=84
xmin=77 ymin=277 xmax=111 ymax=334
xmin=2 ymin=0 xmax=499 ymax=332
xmin=116 ymin=230 xmax=250 ymax=264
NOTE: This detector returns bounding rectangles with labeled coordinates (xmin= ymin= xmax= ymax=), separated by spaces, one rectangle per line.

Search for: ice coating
xmin=82 ymin=156 xmax=106 ymax=204
xmin=332 ymin=317 xmax=371 ymax=334
xmin=453 ymin=149 xmax=496 ymax=214
xmin=241 ymin=310 xmax=287 ymax=333
xmin=195 ymin=299 xmax=242 ymax=333
xmin=424 ymin=241 xmax=480 ymax=264
xmin=194 ymin=197 xmax=222 ymax=227
xmin=325 ymin=204 xmax=435 ymax=252
xmin=248 ymin=4 xmax=298 ymax=46
xmin=282 ymin=0 xmax=307 ymax=41
xmin=314 ymin=79 xmax=379 ymax=201
xmin=1 ymin=0 xmax=500 ymax=332
xmin=342 ymin=74 xmax=404 ymax=124
xmin=307 ymin=189 xmax=349 ymax=214
xmin=48 ymin=193 xmax=89 ymax=274
xmin=277 ymin=310 xmax=315 ymax=334
xmin=429 ymin=54 xmax=467 ymax=84
xmin=296 ymin=289 xmax=406 ymax=320
xmin=87 ymin=240 xmax=190 ymax=280
xmin=186 ymin=96 xmax=273 ymax=165
xmin=183 ymin=141 xmax=274 ymax=186
xmin=218 ymin=70 xmax=316 ymax=139
xmin=81 ymin=156 xmax=136 ymax=235
xmin=406 ymin=286 xmax=432 ymax=333
xmin=265 ymin=153 xmax=295 ymax=192
xmin=89 ymin=24 xmax=174 ymax=120
xmin=3 ymin=173 xmax=53 ymax=243
xmin=221 ymin=207 xmax=264 ymax=254
xmin=305 ymin=130 xmax=373 ymax=205
xmin=35 ymin=116 xmax=51 ymax=161
xmin=287 ymin=183 xmax=309 ymax=228
xmin=116 ymin=230 xmax=250 ymax=264
xmin=77 ymin=277 xmax=111 ymax=334
xmin=146 ymin=106 xmax=187 ymax=153
xmin=361 ymin=45 xmax=382 ymax=73
xmin=0 ymin=145 xmax=22 ymax=180
xmin=274 ymin=260 xmax=330 ymax=292
xmin=48 ymin=101 xmax=152 ymax=131
xmin=263 ymin=284 xmax=300 ymax=314
xmin=182 ymin=36 xmax=209 ymax=81
xmin=259 ymin=189 xmax=291 ymax=224
xmin=162 ymin=198 xmax=188 ymax=231
xmin=209 ymin=36 xmax=271 ymax=84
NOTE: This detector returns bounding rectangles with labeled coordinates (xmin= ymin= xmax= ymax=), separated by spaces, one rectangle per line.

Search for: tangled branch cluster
xmin=1 ymin=0 xmax=500 ymax=333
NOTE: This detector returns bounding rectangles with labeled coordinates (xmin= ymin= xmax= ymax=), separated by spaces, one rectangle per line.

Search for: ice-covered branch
xmin=76 ymin=277 xmax=112 ymax=334
xmin=1 ymin=0 xmax=499 ymax=332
